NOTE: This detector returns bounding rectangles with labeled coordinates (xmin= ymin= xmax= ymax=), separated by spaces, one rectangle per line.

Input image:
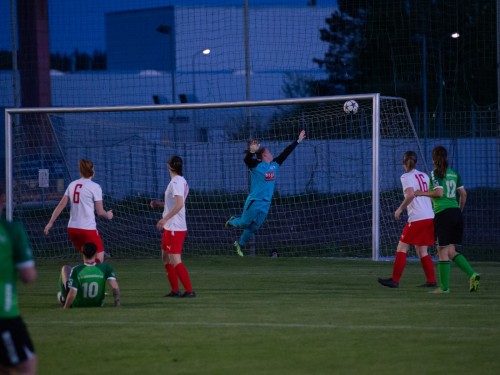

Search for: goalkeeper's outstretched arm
xmin=274 ymin=130 xmax=306 ymax=165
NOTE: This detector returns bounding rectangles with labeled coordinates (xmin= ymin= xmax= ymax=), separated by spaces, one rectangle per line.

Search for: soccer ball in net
xmin=343 ymin=100 xmax=359 ymax=114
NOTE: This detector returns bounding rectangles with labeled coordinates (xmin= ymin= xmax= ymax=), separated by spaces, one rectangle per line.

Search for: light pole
xmin=156 ymin=24 xmax=177 ymax=143
xmin=191 ymin=48 xmax=211 ymax=102
xmin=191 ymin=48 xmax=211 ymax=126
xmin=438 ymin=32 xmax=460 ymax=137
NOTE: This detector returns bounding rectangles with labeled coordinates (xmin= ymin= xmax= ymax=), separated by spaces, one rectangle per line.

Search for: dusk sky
xmin=0 ymin=0 xmax=337 ymax=53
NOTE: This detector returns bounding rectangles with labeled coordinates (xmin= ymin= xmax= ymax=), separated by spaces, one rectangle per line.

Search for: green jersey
xmin=0 ymin=220 xmax=35 ymax=318
xmin=430 ymin=167 xmax=463 ymax=214
xmin=67 ymin=263 xmax=116 ymax=307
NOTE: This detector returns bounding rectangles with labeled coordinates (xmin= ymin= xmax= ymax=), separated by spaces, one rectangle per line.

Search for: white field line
xmin=28 ymin=320 xmax=499 ymax=332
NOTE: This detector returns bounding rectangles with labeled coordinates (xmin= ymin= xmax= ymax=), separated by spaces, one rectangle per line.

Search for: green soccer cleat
xmin=234 ymin=241 xmax=243 ymax=257
xmin=469 ymin=273 xmax=480 ymax=292
xmin=429 ymin=288 xmax=450 ymax=294
xmin=225 ymin=216 xmax=235 ymax=228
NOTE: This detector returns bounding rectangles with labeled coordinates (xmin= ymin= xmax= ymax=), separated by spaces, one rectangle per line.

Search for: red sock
xmin=420 ymin=255 xmax=436 ymax=283
xmin=165 ymin=264 xmax=179 ymax=292
xmin=175 ymin=263 xmax=193 ymax=292
xmin=392 ymin=252 xmax=407 ymax=282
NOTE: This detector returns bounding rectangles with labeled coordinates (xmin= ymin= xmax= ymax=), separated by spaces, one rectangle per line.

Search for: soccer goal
xmin=4 ymin=95 xmax=426 ymax=260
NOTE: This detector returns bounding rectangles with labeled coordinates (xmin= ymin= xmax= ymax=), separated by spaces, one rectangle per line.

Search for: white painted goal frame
xmin=5 ymin=94 xmax=424 ymax=260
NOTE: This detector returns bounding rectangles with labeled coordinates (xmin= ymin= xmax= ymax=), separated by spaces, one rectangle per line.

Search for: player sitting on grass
xmin=58 ymin=242 xmax=121 ymax=308
xmin=225 ymin=130 xmax=306 ymax=256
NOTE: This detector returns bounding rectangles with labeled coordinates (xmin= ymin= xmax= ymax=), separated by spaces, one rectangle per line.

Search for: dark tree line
xmin=310 ymin=0 xmax=497 ymax=111
xmin=0 ymin=49 xmax=106 ymax=71
xmin=275 ymin=0 xmax=497 ymax=139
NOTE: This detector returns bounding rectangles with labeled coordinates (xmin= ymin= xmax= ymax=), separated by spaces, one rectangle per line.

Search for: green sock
xmin=452 ymin=253 xmax=475 ymax=278
xmin=438 ymin=261 xmax=451 ymax=291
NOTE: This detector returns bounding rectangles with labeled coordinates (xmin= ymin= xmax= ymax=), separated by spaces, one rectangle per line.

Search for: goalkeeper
xmin=225 ymin=130 xmax=306 ymax=256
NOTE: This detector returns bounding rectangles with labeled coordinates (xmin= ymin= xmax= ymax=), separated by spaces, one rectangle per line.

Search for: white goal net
xmin=5 ymin=95 xmax=426 ymax=259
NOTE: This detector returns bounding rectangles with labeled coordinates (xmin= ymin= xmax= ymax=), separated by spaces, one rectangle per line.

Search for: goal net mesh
xmin=9 ymin=96 xmax=425 ymax=259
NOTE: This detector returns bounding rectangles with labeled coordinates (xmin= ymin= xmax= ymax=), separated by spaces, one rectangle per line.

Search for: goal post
xmin=4 ymin=94 xmax=426 ymax=260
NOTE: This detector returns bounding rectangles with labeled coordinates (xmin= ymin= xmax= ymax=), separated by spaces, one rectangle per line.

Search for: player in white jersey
xmin=150 ymin=156 xmax=195 ymax=298
xmin=378 ymin=151 xmax=437 ymax=288
xmin=44 ymin=159 xmax=113 ymax=263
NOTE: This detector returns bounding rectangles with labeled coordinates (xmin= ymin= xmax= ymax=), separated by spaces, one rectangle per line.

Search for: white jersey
xmin=162 ymin=175 xmax=189 ymax=231
xmin=64 ymin=178 xmax=103 ymax=229
xmin=400 ymin=169 xmax=434 ymax=222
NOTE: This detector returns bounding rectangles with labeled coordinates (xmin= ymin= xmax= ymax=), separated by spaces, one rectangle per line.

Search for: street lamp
xmin=438 ymin=32 xmax=460 ymax=137
xmin=191 ymin=48 xmax=211 ymax=103
xmin=156 ymin=24 xmax=177 ymax=143
xmin=415 ymin=32 xmax=428 ymax=150
xmin=191 ymin=49 xmax=211 ymax=127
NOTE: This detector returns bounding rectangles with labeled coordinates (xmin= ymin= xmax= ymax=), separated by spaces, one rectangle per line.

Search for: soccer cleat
xmin=417 ymin=281 xmax=438 ymax=288
xmin=234 ymin=241 xmax=243 ymax=257
xmin=225 ymin=216 xmax=235 ymax=228
xmin=469 ymin=273 xmax=480 ymax=292
xmin=181 ymin=290 xmax=197 ymax=298
xmin=429 ymin=288 xmax=450 ymax=294
xmin=164 ymin=291 xmax=181 ymax=298
xmin=57 ymin=291 xmax=65 ymax=305
xmin=377 ymin=278 xmax=399 ymax=288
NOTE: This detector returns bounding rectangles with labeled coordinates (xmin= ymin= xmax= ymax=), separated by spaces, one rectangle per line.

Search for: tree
xmin=312 ymin=0 xmax=497 ymax=113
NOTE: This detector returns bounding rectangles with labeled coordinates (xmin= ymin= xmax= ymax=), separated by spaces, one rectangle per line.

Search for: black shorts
xmin=0 ymin=317 xmax=35 ymax=367
xmin=434 ymin=207 xmax=464 ymax=246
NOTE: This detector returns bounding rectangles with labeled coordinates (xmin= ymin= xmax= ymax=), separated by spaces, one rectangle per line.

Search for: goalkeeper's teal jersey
xmin=246 ymin=140 xmax=299 ymax=202
xmin=0 ymin=220 xmax=35 ymax=318
xmin=247 ymin=161 xmax=281 ymax=202
xmin=67 ymin=263 xmax=116 ymax=307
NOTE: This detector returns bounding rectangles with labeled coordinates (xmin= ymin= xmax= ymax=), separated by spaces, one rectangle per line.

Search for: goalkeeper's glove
xmin=248 ymin=140 xmax=260 ymax=153
xmin=297 ymin=130 xmax=306 ymax=143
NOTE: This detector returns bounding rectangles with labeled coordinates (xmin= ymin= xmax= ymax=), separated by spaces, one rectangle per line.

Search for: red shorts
xmin=67 ymin=228 xmax=104 ymax=253
xmin=161 ymin=230 xmax=187 ymax=254
xmin=399 ymin=218 xmax=434 ymax=246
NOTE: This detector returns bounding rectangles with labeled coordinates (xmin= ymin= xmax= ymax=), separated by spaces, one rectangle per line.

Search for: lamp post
xmin=422 ymin=34 xmax=428 ymax=145
xmin=437 ymin=32 xmax=460 ymax=137
xmin=191 ymin=48 xmax=211 ymax=103
xmin=191 ymin=49 xmax=211 ymax=127
xmin=156 ymin=24 xmax=177 ymax=143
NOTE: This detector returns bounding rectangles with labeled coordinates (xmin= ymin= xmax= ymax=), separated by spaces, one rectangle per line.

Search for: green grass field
xmin=19 ymin=257 xmax=500 ymax=375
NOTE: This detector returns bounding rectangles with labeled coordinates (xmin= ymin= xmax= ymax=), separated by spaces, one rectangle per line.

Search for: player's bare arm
xmin=95 ymin=200 xmax=113 ymax=220
xmin=395 ymin=188 xmax=415 ymax=220
xmin=109 ymin=279 xmax=121 ymax=307
xmin=156 ymin=195 xmax=184 ymax=231
xmin=63 ymin=289 xmax=77 ymax=309
xmin=19 ymin=265 xmax=37 ymax=284
xmin=458 ymin=187 xmax=467 ymax=211
xmin=150 ymin=199 xmax=165 ymax=209
xmin=44 ymin=195 xmax=69 ymax=234
xmin=415 ymin=187 xmax=443 ymax=198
